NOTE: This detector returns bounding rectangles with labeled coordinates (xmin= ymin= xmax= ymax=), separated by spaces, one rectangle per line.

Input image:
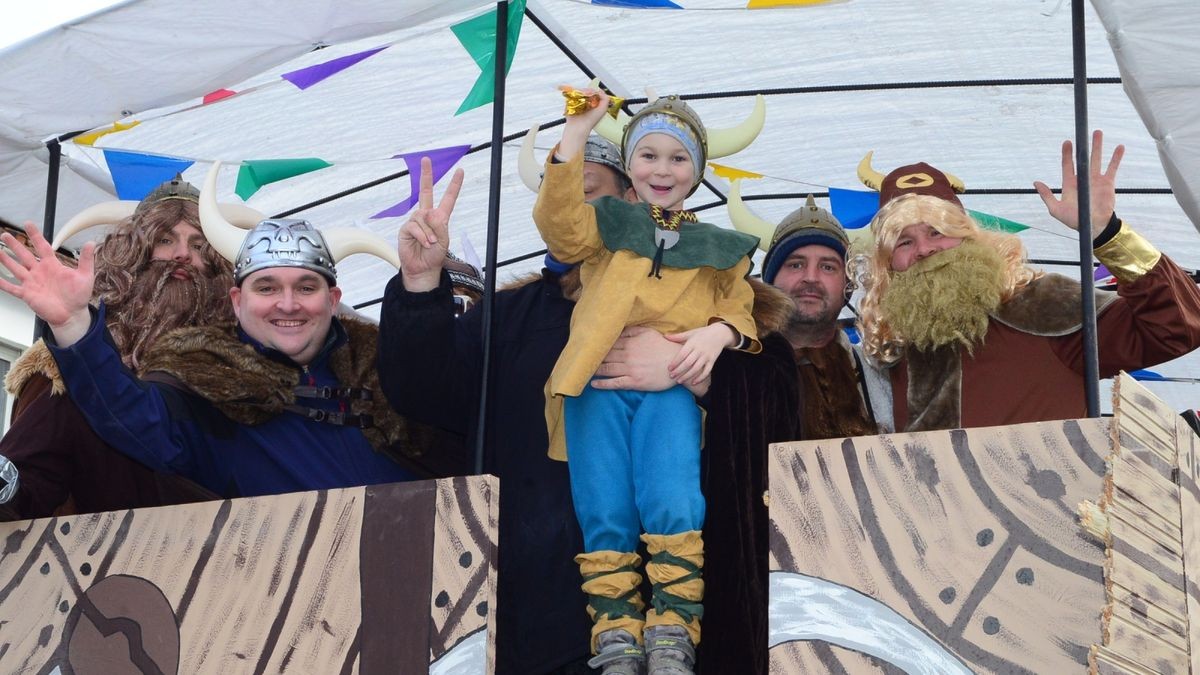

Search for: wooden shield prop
xmin=769 ymin=373 xmax=1200 ymax=673
xmin=0 ymin=476 xmax=497 ymax=674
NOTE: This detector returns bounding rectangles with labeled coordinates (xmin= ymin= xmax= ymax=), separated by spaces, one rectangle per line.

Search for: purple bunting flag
xmin=282 ymin=46 xmax=388 ymax=91
xmin=371 ymin=145 xmax=472 ymax=219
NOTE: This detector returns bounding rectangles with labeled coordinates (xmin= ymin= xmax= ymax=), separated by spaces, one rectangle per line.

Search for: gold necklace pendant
xmin=649 ymin=204 xmax=697 ymax=232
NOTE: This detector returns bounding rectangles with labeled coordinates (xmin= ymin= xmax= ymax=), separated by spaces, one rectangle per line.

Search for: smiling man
xmin=854 ymin=131 xmax=1200 ymax=432
xmin=0 ymin=173 xmax=429 ymax=499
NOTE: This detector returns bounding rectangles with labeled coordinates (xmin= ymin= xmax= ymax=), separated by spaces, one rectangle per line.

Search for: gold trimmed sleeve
xmin=1093 ymin=222 xmax=1162 ymax=284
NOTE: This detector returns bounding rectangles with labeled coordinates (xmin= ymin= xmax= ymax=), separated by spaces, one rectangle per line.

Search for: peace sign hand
xmin=398 ymin=157 xmax=465 ymax=292
xmin=0 ymin=222 xmax=95 ymax=346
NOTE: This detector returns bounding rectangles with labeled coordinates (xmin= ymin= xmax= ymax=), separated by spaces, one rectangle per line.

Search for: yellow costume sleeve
xmin=1093 ymin=220 xmax=1162 ymax=284
xmin=709 ymin=256 xmax=761 ymax=354
xmin=532 ymin=146 xmax=604 ymax=264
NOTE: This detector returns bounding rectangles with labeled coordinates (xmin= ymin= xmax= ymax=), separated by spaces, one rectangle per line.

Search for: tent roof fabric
xmin=0 ymin=0 xmax=1198 ymax=410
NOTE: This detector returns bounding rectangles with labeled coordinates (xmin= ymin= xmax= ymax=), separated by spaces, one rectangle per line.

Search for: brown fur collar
xmin=4 ymin=340 xmax=63 ymax=398
xmin=904 ymin=345 xmax=963 ymax=432
xmin=137 ymin=318 xmax=414 ymax=455
xmin=992 ymin=273 xmax=1118 ymax=337
xmin=748 ymin=278 xmax=795 ymax=337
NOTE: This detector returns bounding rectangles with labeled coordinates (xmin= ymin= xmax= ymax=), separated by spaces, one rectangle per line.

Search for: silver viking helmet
xmin=234 ymin=219 xmax=337 ymax=285
xmin=199 ymin=161 xmax=400 ymax=286
xmin=518 ymin=131 xmax=625 ymax=194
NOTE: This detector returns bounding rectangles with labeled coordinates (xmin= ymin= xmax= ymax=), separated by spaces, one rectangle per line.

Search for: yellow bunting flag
xmin=747 ymin=0 xmax=839 ymax=7
xmin=73 ymin=120 xmax=140 ymax=146
xmin=708 ymin=162 xmax=763 ymax=180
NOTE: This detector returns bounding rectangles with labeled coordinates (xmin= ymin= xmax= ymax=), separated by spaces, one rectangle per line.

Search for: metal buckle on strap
xmin=294 ymin=385 xmax=374 ymax=401
xmin=285 ymin=404 xmax=373 ymax=429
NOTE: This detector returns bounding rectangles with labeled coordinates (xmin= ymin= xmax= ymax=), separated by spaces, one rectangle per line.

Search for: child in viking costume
xmin=533 ymin=87 xmax=764 ymax=674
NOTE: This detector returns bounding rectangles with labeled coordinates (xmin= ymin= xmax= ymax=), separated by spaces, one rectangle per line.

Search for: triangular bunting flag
xmin=1130 ymin=369 xmax=1165 ymax=381
xmin=708 ymin=162 xmax=762 ymax=180
xmin=282 ymin=46 xmax=388 ymax=91
xmin=371 ymin=145 xmax=472 ymax=219
xmin=203 ymin=89 xmax=236 ymax=105
xmin=235 ymin=158 xmax=332 ymax=200
xmin=747 ymin=0 xmax=837 ymax=7
xmin=103 ymin=150 xmax=194 ymax=201
xmin=452 ymin=0 xmax=527 ymax=115
xmin=828 ymin=187 xmax=879 ymax=230
xmin=968 ymin=210 xmax=1030 ymax=234
xmin=74 ymin=121 xmax=140 ymax=147
xmin=1094 ymin=264 xmax=1111 ymax=282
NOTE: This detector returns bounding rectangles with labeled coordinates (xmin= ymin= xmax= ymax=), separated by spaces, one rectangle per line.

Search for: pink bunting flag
xmin=203 ymin=89 xmax=236 ymax=105
xmin=371 ymin=145 xmax=472 ymax=219
xmin=282 ymin=46 xmax=387 ymax=91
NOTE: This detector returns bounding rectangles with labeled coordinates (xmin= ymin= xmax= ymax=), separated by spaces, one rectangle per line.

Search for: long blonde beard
xmin=880 ymin=240 xmax=1007 ymax=353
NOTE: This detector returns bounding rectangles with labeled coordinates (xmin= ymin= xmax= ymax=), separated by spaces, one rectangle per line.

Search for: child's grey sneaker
xmin=643 ymin=625 xmax=695 ymax=675
xmin=587 ymin=629 xmax=645 ymax=675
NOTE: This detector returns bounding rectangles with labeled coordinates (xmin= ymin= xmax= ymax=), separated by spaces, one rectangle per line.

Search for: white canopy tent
xmin=0 ymin=0 xmax=1197 ymax=410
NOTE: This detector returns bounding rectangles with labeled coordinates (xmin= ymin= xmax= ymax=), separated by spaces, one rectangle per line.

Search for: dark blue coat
xmin=50 ymin=305 xmax=415 ymax=498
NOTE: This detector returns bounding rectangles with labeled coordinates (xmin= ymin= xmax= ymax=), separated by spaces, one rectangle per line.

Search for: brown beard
xmin=880 ymin=240 xmax=1007 ymax=353
xmin=106 ymin=260 xmax=232 ymax=370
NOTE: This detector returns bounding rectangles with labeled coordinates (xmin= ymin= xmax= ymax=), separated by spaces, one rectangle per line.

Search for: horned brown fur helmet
xmin=858 ymin=152 xmax=966 ymax=211
xmin=762 ymin=195 xmax=850 ymax=284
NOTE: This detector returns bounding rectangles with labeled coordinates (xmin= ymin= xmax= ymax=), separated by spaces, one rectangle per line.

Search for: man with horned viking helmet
xmin=0 ymin=163 xmax=434 ymax=498
xmin=728 ymin=189 xmax=877 ymax=440
xmin=380 ymin=139 xmax=636 ymax=674
xmin=532 ymin=87 xmax=763 ymax=675
xmin=0 ymin=176 xmax=241 ymax=519
xmin=853 ymin=131 xmax=1200 ymax=432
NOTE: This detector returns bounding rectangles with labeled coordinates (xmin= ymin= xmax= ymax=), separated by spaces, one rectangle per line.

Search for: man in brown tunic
xmin=854 ymin=131 xmax=1200 ymax=432
xmin=0 ymin=177 xmax=232 ymax=519
xmin=755 ymin=195 xmax=876 ymax=441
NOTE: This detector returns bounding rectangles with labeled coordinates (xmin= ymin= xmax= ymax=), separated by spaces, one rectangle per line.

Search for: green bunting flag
xmin=968 ymin=210 xmax=1030 ymax=234
xmin=235 ymin=158 xmax=333 ymax=200
xmin=451 ymin=0 xmax=527 ymax=115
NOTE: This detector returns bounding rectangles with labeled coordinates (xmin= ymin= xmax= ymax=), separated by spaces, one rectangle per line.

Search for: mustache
xmin=108 ymin=260 xmax=233 ymax=369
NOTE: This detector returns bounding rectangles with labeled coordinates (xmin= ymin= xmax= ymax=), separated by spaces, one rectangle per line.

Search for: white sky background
xmin=0 ymin=0 xmax=122 ymax=51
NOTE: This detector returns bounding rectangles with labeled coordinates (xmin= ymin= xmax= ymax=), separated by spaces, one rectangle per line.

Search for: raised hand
xmin=398 ymin=157 xmax=465 ymax=291
xmin=0 ymin=222 xmax=95 ymax=345
xmin=556 ymin=87 xmax=611 ymax=163
xmin=1034 ymin=129 xmax=1124 ymax=240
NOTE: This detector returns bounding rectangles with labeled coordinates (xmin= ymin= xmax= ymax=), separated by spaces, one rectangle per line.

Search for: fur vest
xmin=875 ymin=273 xmax=1117 ymax=433
xmin=136 ymin=318 xmax=416 ymax=456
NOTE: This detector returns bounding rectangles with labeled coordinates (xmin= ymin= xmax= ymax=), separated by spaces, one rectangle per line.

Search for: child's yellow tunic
xmin=533 ymin=151 xmax=761 ymax=460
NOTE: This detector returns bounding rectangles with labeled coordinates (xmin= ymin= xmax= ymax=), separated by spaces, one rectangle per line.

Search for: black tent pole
xmin=33 ymin=139 xmax=63 ymax=342
xmin=1072 ymin=0 xmax=1101 ymax=417
xmin=474 ymin=1 xmax=509 ymax=475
